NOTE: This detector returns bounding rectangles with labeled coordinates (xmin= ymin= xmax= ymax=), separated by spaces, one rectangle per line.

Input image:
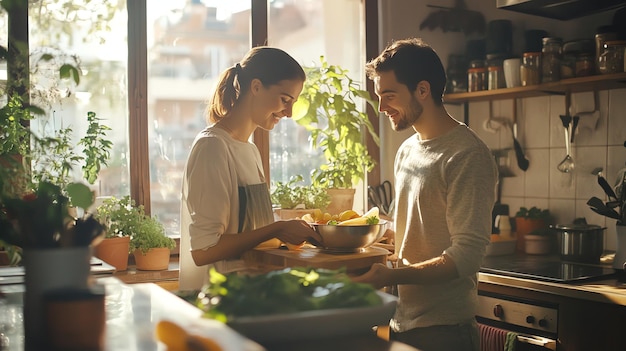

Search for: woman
xmin=179 ymin=47 xmax=321 ymax=290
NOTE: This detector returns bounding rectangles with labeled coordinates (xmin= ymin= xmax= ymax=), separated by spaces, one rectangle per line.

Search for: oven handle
xmin=517 ymin=334 xmax=557 ymax=350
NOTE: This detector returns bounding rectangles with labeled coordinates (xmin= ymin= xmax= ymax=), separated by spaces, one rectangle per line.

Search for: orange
xmin=155 ymin=320 xmax=187 ymax=351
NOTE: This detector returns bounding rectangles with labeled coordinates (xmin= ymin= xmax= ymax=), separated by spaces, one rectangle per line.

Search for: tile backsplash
xmin=468 ymin=88 xmax=626 ymax=250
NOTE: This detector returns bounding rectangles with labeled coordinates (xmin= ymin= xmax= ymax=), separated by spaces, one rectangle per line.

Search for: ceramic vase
xmin=613 ymin=224 xmax=626 ymax=270
xmin=23 ymin=246 xmax=91 ymax=351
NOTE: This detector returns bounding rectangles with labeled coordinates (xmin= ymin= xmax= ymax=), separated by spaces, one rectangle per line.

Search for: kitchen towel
xmin=504 ymin=331 xmax=518 ymax=351
xmin=477 ymin=323 xmax=508 ymax=351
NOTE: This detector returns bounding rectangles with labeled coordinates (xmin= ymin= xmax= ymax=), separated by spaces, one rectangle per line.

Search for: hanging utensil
xmin=511 ymin=98 xmax=529 ymax=171
xmin=557 ymin=92 xmax=575 ymax=173
xmin=587 ymin=196 xmax=621 ymax=220
xmin=591 ymin=167 xmax=619 ymax=201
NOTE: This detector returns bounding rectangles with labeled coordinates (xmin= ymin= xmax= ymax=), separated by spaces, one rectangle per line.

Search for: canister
xmin=520 ymin=52 xmax=541 ymax=86
xmin=467 ymin=67 xmax=486 ymax=92
xmin=598 ymin=40 xmax=626 ymax=74
xmin=541 ymin=37 xmax=562 ymax=83
xmin=487 ymin=65 xmax=505 ymax=90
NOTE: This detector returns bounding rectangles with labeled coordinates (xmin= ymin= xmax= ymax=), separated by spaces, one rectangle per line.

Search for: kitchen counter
xmin=0 ymin=277 xmax=418 ymax=351
xmin=478 ymin=253 xmax=626 ymax=306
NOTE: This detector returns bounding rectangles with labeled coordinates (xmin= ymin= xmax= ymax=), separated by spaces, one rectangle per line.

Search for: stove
xmin=480 ymin=254 xmax=616 ymax=283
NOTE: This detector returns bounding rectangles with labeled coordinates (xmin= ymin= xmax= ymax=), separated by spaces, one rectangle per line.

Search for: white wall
xmin=379 ymin=0 xmax=626 ymax=250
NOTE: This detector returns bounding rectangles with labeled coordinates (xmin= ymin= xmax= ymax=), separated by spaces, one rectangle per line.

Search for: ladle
xmin=558 ymin=92 xmax=575 ymax=173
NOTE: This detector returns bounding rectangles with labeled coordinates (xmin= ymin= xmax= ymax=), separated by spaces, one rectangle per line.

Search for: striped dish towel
xmin=478 ymin=323 xmax=509 ymax=351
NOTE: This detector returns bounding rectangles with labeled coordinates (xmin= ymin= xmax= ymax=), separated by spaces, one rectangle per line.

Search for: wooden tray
xmin=242 ymin=245 xmax=389 ymax=275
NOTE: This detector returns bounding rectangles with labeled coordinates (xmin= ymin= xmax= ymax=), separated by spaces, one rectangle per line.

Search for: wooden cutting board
xmin=242 ymin=245 xmax=389 ymax=275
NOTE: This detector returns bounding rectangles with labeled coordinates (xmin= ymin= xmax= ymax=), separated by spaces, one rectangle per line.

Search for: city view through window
xmin=5 ymin=0 xmax=365 ymax=236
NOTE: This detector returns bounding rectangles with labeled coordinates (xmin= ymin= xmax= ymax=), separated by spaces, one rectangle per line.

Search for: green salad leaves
xmin=196 ymin=267 xmax=382 ymax=323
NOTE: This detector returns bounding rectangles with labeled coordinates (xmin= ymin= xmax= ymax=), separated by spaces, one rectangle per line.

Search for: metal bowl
xmin=309 ymin=220 xmax=388 ymax=253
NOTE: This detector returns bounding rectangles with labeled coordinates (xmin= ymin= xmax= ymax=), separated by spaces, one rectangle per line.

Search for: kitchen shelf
xmin=444 ymin=72 xmax=626 ymax=104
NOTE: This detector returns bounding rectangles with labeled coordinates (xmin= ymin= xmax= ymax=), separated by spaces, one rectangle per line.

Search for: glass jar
xmin=575 ymin=53 xmax=595 ymax=77
xmin=467 ymin=67 xmax=486 ymax=92
xmin=487 ymin=65 xmax=505 ymax=90
xmin=598 ymin=40 xmax=626 ymax=74
xmin=521 ymin=52 xmax=541 ymax=86
xmin=541 ymin=37 xmax=562 ymax=83
xmin=595 ymin=31 xmax=618 ymax=74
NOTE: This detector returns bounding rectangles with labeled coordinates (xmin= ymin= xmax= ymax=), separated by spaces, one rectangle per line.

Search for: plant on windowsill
xmin=101 ymin=196 xmax=177 ymax=271
xmin=270 ymin=174 xmax=332 ymax=219
xmin=292 ymin=56 xmax=379 ymax=213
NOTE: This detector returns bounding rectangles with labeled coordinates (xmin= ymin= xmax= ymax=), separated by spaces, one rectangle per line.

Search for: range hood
xmin=497 ymin=0 xmax=626 ymax=20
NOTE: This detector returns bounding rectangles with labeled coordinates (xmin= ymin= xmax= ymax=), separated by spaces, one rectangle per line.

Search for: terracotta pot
xmin=133 ymin=248 xmax=171 ymax=271
xmin=93 ymin=236 xmax=130 ymax=271
xmin=514 ymin=217 xmax=547 ymax=252
xmin=325 ymin=188 xmax=356 ymax=215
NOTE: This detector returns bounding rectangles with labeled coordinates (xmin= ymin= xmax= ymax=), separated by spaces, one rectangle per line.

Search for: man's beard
xmin=391 ymin=96 xmax=422 ymax=132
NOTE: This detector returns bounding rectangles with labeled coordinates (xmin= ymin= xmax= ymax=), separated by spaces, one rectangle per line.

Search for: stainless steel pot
xmin=552 ymin=224 xmax=606 ymax=263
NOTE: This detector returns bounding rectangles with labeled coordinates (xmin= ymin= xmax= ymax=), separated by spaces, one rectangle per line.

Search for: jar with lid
xmin=487 ymin=65 xmax=505 ymax=90
xmin=541 ymin=37 xmax=562 ymax=83
xmin=520 ymin=52 xmax=541 ymax=86
xmin=575 ymin=53 xmax=595 ymax=77
xmin=467 ymin=67 xmax=486 ymax=92
xmin=598 ymin=40 xmax=626 ymax=74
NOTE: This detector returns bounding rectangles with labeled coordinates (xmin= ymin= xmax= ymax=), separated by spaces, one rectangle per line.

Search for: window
xmin=4 ymin=0 xmax=370 ymax=236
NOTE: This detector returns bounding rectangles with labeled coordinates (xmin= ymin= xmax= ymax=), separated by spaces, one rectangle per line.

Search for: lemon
xmin=312 ymin=208 xmax=323 ymax=222
xmin=338 ymin=209 xmax=359 ymax=222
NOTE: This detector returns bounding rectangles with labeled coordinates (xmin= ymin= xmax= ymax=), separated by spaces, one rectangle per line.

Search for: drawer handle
xmin=517 ymin=334 xmax=557 ymax=350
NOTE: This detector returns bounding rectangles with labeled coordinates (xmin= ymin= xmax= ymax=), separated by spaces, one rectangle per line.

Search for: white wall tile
xmin=608 ymin=89 xmax=626 ymax=146
xmin=524 ymin=148 xmax=549 ymax=198
xmin=466 ymin=86 xmax=626 ymax=253
xmin=522 ymin=96 xmax=550 ymax=149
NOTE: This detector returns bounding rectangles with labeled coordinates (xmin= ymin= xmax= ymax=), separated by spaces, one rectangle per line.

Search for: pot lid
xmin=551 ymin=224 xmax=604 ymax=231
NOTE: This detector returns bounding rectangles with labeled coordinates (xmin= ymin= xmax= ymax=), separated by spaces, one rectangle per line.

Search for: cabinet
xmin=444 ymin=72 xmax=626 ymax=104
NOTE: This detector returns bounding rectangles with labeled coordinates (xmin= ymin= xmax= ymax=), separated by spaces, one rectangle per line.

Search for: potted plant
xmin=270 ymin=175 xmax=331 ymax=219
xmin=112 ymin=196 xmax=176 ymax=271
xmin=514 ymin=206 xmax=552 ymax=253
xmin=292 ymin=56 xmax=379 ymax=213
xmin=0 ymin=180 xmax=104 ymax=348
xmin=129 ymin=216 xmax=176 ymax=271
xmin=92 ymin=196 xmax=133 ymax=271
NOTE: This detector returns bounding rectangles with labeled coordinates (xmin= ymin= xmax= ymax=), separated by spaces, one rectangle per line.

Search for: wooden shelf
xmin=444 ymin=72 xmax=626 ymax=104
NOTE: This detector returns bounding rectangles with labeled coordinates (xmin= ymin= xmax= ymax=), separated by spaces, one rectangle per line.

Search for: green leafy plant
xmin=129 ymin=218 xmax=176 ymax=254
xmin=292 ymin=56 xmax=379 ymax=189
xmin=0 ymin=181 xmax=103 ymax=251
xmin=79 ymin=111 xmax=113 ymax=184
xmin=515 ymin=206 xmax=551 ymax=221
xmin=270 ymin=175 xmax=331 ymax=210
xmin=94 ymin=196 xmax=175 ymax=252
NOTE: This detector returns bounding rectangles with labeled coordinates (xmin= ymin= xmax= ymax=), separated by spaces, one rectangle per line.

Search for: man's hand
xmin=351 ymin=263 xmax=391 ymax=290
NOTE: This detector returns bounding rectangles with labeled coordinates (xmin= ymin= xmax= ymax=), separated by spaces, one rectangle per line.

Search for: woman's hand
xmin=273 ymin=219 xmax=322 ymax=245
xmin=351 ymin=263 xmax=391 ymax=290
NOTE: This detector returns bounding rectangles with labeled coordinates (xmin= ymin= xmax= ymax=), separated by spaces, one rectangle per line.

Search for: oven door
xmin=477 ymin=292 xmax=558 ymax=351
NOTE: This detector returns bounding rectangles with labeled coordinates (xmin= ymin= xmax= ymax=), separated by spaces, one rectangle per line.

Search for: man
xmin=353 ymin=38 xmax=498 ymax=351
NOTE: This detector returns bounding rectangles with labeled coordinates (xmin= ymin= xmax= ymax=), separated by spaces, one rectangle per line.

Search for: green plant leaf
xmin=66 ymin=182 xmax=93 ymax=210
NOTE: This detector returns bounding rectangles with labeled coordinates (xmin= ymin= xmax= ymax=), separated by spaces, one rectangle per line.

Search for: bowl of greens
xmin=195 ymin=267 xmax=397 ymax=343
